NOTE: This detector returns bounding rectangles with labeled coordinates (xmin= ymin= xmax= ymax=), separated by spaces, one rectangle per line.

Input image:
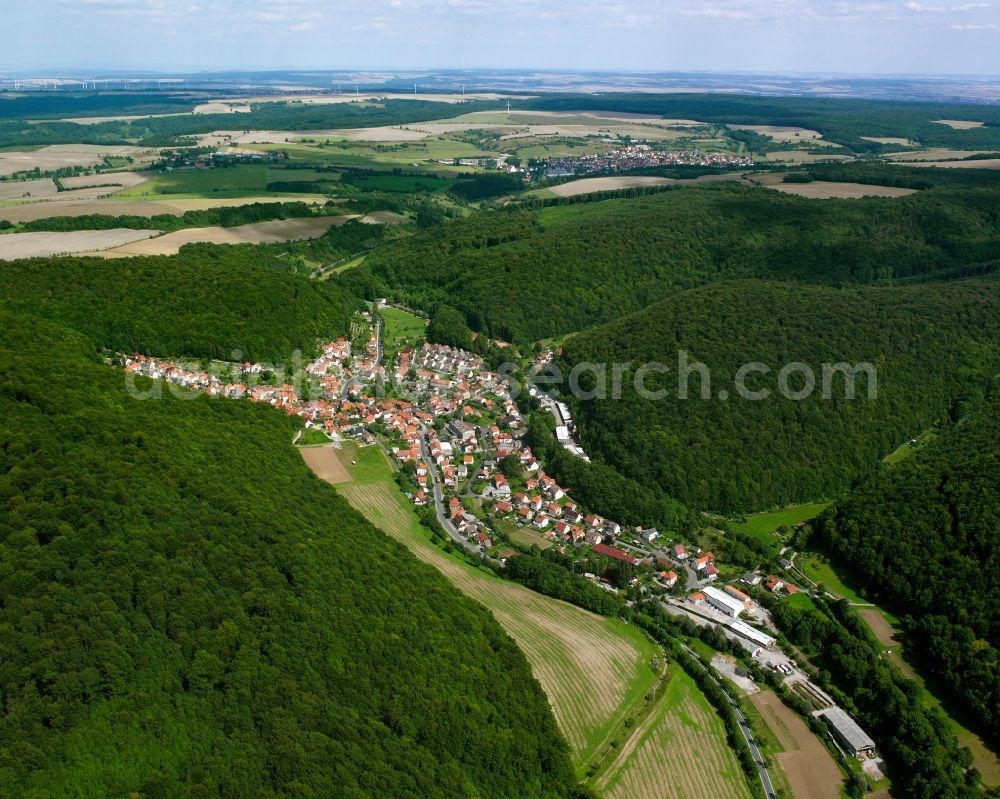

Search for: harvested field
xmin=897 ymin=158 xmax=1000 ymax=169
xmin=0 ymin=178 xmax=60 ymax=201
xmin=549 ymin=173 xmax=745 ymax=197
xmin=763 ymin=178 xmax=916 ymax=199
xmin=751 ymin=691 xmax=842 ymax=799
xmin=934 ymin=119 xmax=985 ymax=129
xmin=361 ymin=210 xmax=411 ymax=224
xmin=593 ymin=667 xmax=754 ymax=799
xmin=0 ymin=144 xmax=149 ymax=177
xmin=0 ymin=228 xmax=158 ymax=260
xmin=336 ymin=469 xmax=659 ymax=772
xmin=0 ymin=195 xmax=327 ymax=223
xmin=58 ymin=171 xmax=148 ymax=190
xmin=727 ymin=124 xmax=824 ymax=141
xmin=299 ymin=446 xmax=352 ymax=485
xmin=886 ymin=148 xmax=990 ymax=161
xmin=551 ymin=176 xmax=673 ymax=196
xmin=764 ymin=150 xmax=852 ymax=163
xmin=860 ymin=136 xmax=915 ymax=145
xmin=193 ymin=101 xmax=252 ymax=114
xmin=97 ymin=216 xmax=354 ymax=257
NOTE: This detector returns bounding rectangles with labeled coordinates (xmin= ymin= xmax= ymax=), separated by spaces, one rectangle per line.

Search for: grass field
xmin=497 ymin=518 xmax=554 ymax=550
xmin=380 ymin=306 xmax=426 ymax=351
xmin=591 ymin=666 xmax=754 ymax=799
xmin=322 ymin=443 xmax=662 ymax=776
xmin=795 ymin=555 xmax=869 ymax=604
xmin=117 ymin=165 xmax=265 ymax=196
xmin=883 ymin=428 xmax=937 ymax=465
xmin=296 ymin=428 xmax=333 ymax=446
xmin=349 ymin=174 xmax=454 ymax=193
xmin=730 ymin=502 xmax=830 ymax=551
xmin=784 ymin=592 xmax=820 ymax=612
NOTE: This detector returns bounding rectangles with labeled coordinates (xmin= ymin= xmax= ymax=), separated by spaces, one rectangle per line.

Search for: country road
xmin=681 ymin=644 xmax=777 ymax=799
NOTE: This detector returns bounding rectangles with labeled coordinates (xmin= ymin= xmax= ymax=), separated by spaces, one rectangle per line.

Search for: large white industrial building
xmin=702 ymin=586 xmax=750 ymax=619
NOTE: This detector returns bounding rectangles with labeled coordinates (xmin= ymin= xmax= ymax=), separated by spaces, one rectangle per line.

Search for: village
xmin=541 ymin=145 xmax=755 ymax=178
xmin=120 ymin=314 xmax=880 ymax=772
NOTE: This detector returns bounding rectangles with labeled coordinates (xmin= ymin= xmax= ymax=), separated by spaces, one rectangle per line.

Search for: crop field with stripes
xmin=592 ymin=667 xmax=754 ymax=799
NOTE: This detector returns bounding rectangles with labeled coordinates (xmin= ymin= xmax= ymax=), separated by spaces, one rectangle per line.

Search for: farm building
xmin=820 ymin=707 xmax=876 ymax=758
xmin=703 ymin=586 xmax=750 ymax=619
xmin=591 ymin=543 xmax=641 ymax=566
xmin=729 ymin=620 xmax=776 ymax=649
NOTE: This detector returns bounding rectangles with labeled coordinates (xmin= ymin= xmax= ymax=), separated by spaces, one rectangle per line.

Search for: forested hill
xmin=0 ymin=249 xmax=357 ymax=362
xmin=556 ymin=277 xmax=1000 ymax=514
xmin=811 ymin=390 xmax=1000 ymax=741
xmin=350 ymin=181 xmax=1000 ymax=342
xmin=0 ymin=306 xmax=579 ymax=798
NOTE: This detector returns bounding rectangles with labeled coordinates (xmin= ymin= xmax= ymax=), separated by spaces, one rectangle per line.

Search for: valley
xmin=1 ymin=76 xmax=998 ymax=799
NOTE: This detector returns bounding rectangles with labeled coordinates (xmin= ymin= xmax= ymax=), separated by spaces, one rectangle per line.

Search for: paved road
xmin=416 ymin=425 xmax=483 ymax=555
xmin=681 ymin=644 xmax=776 ymax=799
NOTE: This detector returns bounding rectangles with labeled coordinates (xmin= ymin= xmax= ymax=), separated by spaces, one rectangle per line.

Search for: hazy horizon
xmin=6 ymin=0 xmax=1000 ymax=76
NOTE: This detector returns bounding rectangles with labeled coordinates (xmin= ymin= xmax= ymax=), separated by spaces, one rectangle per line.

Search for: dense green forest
xmin=0 ymin=92 xmax=197 ymax=120
xmin=811 ymin=390 xmax=1000 ymax=739
xmin=556 ymin=278 xmax=1000 ymax=513
xmin=0 ymin=250 xmax=357 ymax=361
xmin=347 ymin=180 xmax=1000 ymax=342
xmin=523 ymin=410 xmax=692 ymax=533
xmin=767 ymin=594 xmax=985 ymax=799
xmin=0 ymin=306 xmax=580 ymax=798
xmin=523 ymin=93 xmax=1000 ymax=151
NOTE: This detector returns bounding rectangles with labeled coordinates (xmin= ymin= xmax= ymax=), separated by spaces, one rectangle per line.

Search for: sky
xmin=4 ymin=0 xmax=999 ymax=75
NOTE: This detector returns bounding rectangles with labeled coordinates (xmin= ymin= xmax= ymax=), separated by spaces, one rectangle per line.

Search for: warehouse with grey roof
xmin=819 ymin=706 xmax=876 ymax=758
